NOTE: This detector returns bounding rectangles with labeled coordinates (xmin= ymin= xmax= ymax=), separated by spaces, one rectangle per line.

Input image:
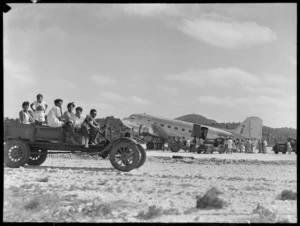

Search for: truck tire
xmin=27 ymin=149 xmax=48 ymax=166
xmin=4 ymin=139 xmax=30 ymax=168
xmin=170 ymin=145 xmax=180 ymax=152
xmin=146 ymin=142 xmax=154 ymax=150
xmin=206 ymin=147 xmax=212 ymax=154
xmin=109 ymin=141 xmax=140 ymax=172
xmin=282 ymin=149 xmax=287 ymax=154
xmin=136 ymin=144 xmax=147 ymax=169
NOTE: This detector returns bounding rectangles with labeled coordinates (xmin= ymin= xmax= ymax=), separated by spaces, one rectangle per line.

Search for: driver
xmin=81 ymin=109 xmax=103 ymax=148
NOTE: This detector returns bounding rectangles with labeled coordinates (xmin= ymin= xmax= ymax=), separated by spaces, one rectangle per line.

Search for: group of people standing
xmin=167 ymin=135 xmax=268 ymax=154
xmin=18 ymin=94 xmax=103 ymax=148
xmin=223 ymin=137 xmax=268 ymax=154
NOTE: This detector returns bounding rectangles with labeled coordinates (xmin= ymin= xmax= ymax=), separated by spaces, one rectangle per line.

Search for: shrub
xmin=253 ymin=203 xmax=277 ymax=222
xmin=280 ymin=190 xmax=297 ymax=200
xmin=24 ymin=197 xmax=40 ymax=210
xmin=196 ymin=187 xmax=224 ymax=209
xmin=136 ymin=205 xmax=163 ymax=220
xmin=36 ymin=176 xmax=49 ymax=182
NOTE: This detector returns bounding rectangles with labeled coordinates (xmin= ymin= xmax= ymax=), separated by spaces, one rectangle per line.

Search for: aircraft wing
xmin=151 ymin=124 xmax=170 ymax=139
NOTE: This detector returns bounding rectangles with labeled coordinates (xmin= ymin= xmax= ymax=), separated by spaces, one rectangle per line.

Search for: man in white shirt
xmin=227 ymin=137 xmax=233 ymax=154
xmin=47 ymin=99 xmax=65 ymax=128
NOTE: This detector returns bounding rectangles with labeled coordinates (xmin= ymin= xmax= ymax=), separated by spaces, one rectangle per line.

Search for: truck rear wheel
xmin=136 ymin=144 xmax=147 ymax=169
xmin=109 ymin=141 xmax=140 ymax=172
xmin=4 ymin=139 xmax=30 ymax=168
xmin=27 ymin=149 xmax=48 ymax=166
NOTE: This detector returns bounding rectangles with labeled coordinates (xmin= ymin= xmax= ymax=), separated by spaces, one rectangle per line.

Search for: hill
xmin=175 ymin=114 xmax=297 ymax=145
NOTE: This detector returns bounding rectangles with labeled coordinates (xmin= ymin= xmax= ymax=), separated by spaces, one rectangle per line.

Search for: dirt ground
xmin=3 ymin=152 xmax=297 ymax=223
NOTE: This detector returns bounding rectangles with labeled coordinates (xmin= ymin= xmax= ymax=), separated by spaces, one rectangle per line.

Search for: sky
xmin=4 ymin=3 xmax=297 ymax=128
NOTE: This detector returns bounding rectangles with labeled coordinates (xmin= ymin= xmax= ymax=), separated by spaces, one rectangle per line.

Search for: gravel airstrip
xmin=4 ymin=148 xmax=297 ymax=223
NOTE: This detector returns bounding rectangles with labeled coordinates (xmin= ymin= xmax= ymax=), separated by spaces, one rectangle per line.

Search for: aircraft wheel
xmin=109 ymin=141 xmax=140 ymax=172
xmin=206 ymin=147 xmax=212 ymax=154
xmin=136 ymin=144 xmax=147 ymax=169
xmin=146 ymin=142 xmax=154 ymax=150
xmin=27 ymin=149 xmax=48 ymax=166
xmin=156 ymin=142 xmax=163 ymax=150
xmin=4 ymin=139 xmax=30 ymax=168
xmin=170 ymin=145 xmax=180 ymax=152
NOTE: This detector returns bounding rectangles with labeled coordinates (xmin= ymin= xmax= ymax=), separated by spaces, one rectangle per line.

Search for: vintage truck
xmin=3 ymin=123 xmax=146 ymax=172
xmin=272 ymin=138 xmax=297 ymax=154
xmin=196 ymin=137 xmax=225 ymax=154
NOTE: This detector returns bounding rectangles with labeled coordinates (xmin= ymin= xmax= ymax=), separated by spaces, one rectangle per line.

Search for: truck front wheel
xmin=4 ymin=139 xmax=30 ymax=168
xmin=109 ymin=141 xmax=140 ymax=172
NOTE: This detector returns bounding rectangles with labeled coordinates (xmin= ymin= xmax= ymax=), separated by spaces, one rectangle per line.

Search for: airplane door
xmin=200 ymin=127 xmax=208 ymax=140
xmin=191 ymin=124 xmax=201 ymax=137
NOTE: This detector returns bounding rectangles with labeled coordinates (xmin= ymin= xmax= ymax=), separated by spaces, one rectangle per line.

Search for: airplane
xmin=121 ymin=113 xmax=263 ymax=152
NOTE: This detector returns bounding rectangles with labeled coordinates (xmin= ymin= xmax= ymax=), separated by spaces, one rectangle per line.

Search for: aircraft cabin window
xmin=182 ymin=128 xmax=185 ymax=131
xmin=168 ymin=125 xmax=171 ymax=128
xmin=175 ymin=127 xmax=178 ymax=130
xmin=161 ymin=124 xmax=164 ymax=127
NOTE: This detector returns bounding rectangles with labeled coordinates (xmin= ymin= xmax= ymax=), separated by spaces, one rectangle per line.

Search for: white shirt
xmin=186 ymin=139 xmax=190 ymax=146
xmin=19 ymin=110 xmax=33 ymax=124
xmin=47 ymin=106 xmax=64 ymax=127
xmin=33 ymin=100 xmax=47 ymax=122
xmin=228 ymin=139 xmax=233 ymax=149
xmin=71 ymin=114 xmax=86 ymax=129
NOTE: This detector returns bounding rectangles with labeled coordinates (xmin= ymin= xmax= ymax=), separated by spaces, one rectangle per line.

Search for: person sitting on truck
xmin=81 ymin=109 xmax=102 ymax=148
xmin=47 ymin=99 xmax=65 ymax=128
xmin=19 ymin=101 xmax=34 ymax=124
xmin=63 ymin=102 xmax=75 ymax=123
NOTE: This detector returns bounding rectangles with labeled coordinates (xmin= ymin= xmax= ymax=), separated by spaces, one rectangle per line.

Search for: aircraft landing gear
xmin=146 ymin=141 xmax=154 ymax=150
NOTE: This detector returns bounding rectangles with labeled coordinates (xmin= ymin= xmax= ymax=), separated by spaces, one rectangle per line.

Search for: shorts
xmin=34 ymin=111 xmax=45 ymax=122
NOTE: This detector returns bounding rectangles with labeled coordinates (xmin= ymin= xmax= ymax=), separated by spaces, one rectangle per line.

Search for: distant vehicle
xmin=196 ymin=137 xmax=225 ymax=154
xmin=272 ymin=138 xmax=297 ymax=154
xmin=4 ymin=123 xmax=146 ymax=171
xmin=122 ymin=113 xmax=263 ymax=152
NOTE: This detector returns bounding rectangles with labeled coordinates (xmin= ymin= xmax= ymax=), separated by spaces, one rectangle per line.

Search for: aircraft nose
xmin=121 ymin=117 xmax=133 ymax=128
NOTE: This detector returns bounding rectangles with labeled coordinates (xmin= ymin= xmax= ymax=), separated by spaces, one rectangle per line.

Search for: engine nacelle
xmin=131 ymin=125 xmax=152 ymax=136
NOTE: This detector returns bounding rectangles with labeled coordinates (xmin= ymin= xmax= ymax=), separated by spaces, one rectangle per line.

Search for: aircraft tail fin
xmin=233 ymin=116 xmax=263 ymax=139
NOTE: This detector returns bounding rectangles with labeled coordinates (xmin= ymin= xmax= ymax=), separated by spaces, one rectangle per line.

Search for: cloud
xmin=100 ymin=92 xmax=126 ymax=102
xmin=197 ymin=95 xmax=296 ymax=111
xmin=165 ymin=67 xmax=260 ymax=88
xmin=165 ymin=67 xmax=295 ymax=98
xmin=197 ymin=95 xmax=296 ymax=128
xmin=4 ymin=59 xmax=37 ymax=88
xmin=156 ymin=85 xmax=180 ymax=96
xmin=130 ymin=96 xmax=152 ymax=105
xmin=285 ymin=55 xmax=296 ymax=66
xmin=178 ymin=16 xmax=277 ymax=49
xmin=90 ymin=75 xmax=116 ymax=85
xmin=119 ymin=4 xmax=181 ymax=17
